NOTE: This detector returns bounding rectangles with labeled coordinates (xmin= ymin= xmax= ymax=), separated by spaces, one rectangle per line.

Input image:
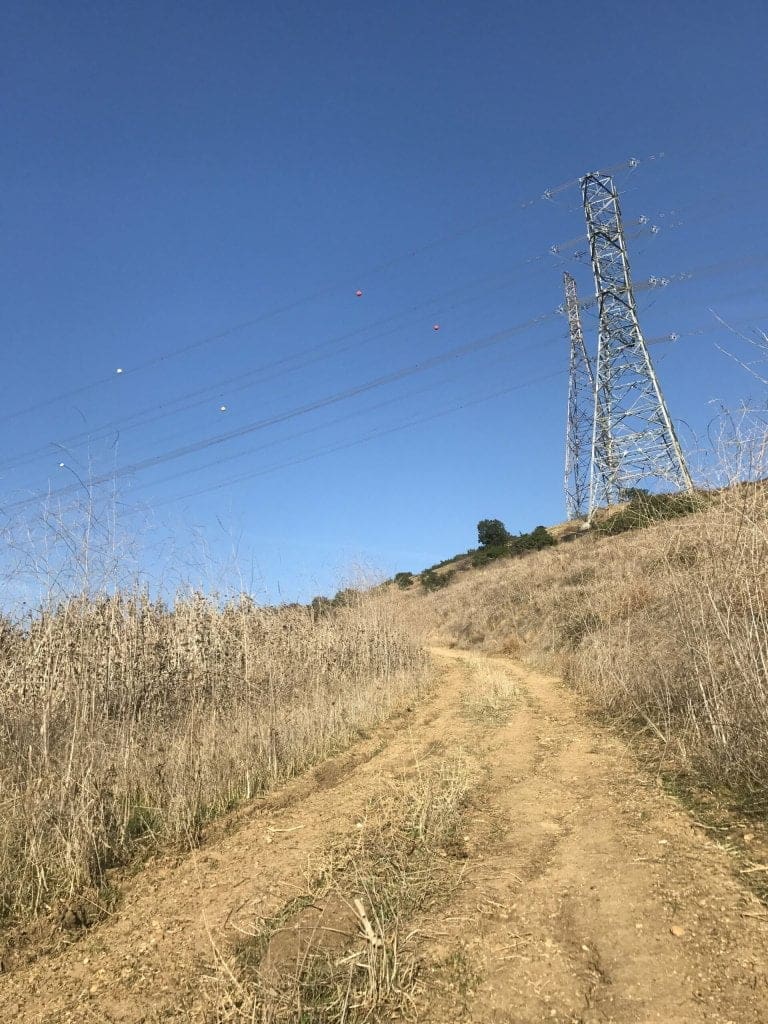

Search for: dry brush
xmin=0 ymin=588 xmax=427 ymax=926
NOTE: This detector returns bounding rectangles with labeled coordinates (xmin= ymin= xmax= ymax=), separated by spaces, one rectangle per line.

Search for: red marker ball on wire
xmin=355 ymin=289 xmax=363 ymax=297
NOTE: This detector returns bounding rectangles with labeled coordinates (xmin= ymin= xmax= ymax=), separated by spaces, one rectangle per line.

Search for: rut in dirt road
xmin=1 ymin=649 xmax=767 ymax=1023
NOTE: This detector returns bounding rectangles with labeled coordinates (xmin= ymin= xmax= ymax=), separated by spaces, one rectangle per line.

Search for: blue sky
xmin=1 ymin=0 xmax=766 ymax=604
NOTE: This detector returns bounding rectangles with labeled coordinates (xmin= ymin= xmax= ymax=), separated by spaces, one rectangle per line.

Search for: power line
xmin=0 ymin=155 xmax=660 ymax=430
xmin=1 ymin=240 xmax=757 ymax=520
xmin=144 ymin=370 xmax=567 ymax=511
xmin=1 ymin=310 xmax=560 ymax=515
xmin=1 ymin=233 xmax=751 ymax=487
xmin=108 ymin=332 xmax=569 ymax=500
xmin=0 ymin=234 xmax=575 ymax=472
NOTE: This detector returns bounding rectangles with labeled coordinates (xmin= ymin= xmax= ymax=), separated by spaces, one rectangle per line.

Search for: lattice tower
xmin=581 ymin=172 xmax=694 ymax=514
xmin=563 ymin=272 xmax=596 ymax=519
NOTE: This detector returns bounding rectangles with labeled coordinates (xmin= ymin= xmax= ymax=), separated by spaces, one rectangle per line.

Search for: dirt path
xmin=417 ymin=650 xmax=768 ymax=1023
xmin=2 ymin=649 xmax=768 ymax=1022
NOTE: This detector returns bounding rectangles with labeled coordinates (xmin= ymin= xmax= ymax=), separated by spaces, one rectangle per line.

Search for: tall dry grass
xmin=419 ymin=478 xmax=768 ymax=804
xmin=0 ymin=588 xmax=427 ymax=925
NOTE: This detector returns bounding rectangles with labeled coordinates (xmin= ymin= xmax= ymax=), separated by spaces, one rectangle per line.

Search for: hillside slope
xmin=417 ymin=483 xmax=768 ymax=809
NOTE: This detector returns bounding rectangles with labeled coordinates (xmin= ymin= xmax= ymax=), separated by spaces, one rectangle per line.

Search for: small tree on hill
xmin=477 ymin=519 xmax=510 ymax=548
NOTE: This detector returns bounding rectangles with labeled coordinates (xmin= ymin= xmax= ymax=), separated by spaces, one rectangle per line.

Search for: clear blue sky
xmin=1 ymin=0 xmax=767 ymax=604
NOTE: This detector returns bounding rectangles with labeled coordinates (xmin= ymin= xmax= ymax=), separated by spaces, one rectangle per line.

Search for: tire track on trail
xmin=2 ymin=648 xmax=768 ymax=1022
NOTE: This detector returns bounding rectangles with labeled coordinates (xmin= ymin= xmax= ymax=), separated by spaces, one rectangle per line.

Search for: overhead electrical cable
xmin=113 ymin=333 xmax=569 ymax=498
xmin=0 ymin=234 xmax=749 ymax=484
xmin=0 ymin=154 xmax=658 ymax=429
xmin=144 ymin=369 xmax=568 ymax=510
xmin=0 ymin=238 xmax=572 ymax=470
xmin=1 ymin=311 xmax=560 ymax=515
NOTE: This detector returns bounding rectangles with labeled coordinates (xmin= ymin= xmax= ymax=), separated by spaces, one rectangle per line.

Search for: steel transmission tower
xmin=582 ymin=172 xmax=694 ymax=514
xmin=563 ymin=272 xmax=596 ymax=519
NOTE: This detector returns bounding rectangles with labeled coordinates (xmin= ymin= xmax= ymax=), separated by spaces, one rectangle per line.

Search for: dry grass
xmin=460 ymin=661 xmax=519 ymax=724
xmin=206 ymin=754 xmax=474 ymax=1022
xmin=418 ymin=480 xmax=768 ymax=806
xmin=0 ymin=588 xmax=427 ymax=927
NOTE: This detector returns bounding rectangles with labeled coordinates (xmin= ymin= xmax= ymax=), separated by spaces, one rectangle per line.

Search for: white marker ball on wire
xmin=219 ymin=405 xmax=227 ymax=412
xmin=115 ymin=367 xmax=124 ymax=374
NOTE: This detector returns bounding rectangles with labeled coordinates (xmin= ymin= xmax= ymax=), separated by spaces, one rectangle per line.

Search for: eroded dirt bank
xmin=2 ymin=649 xmax=767 ymax=1022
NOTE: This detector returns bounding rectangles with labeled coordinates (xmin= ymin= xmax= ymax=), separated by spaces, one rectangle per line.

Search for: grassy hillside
xmin=414 ymin=483 xmax=768 ymax=810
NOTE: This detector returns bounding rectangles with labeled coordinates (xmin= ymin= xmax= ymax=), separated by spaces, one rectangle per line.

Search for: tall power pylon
xmin=563 ymin=272 xmax=596 ymax=520
xmin=582 ymin=172 xmax=694 ymax=514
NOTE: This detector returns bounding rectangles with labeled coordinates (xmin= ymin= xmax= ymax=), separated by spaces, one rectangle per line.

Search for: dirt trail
xmin=2 ymin=648 xmax=768 ymax=1022
xmin=417 ymin=650 xmax=768 ymax=1023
